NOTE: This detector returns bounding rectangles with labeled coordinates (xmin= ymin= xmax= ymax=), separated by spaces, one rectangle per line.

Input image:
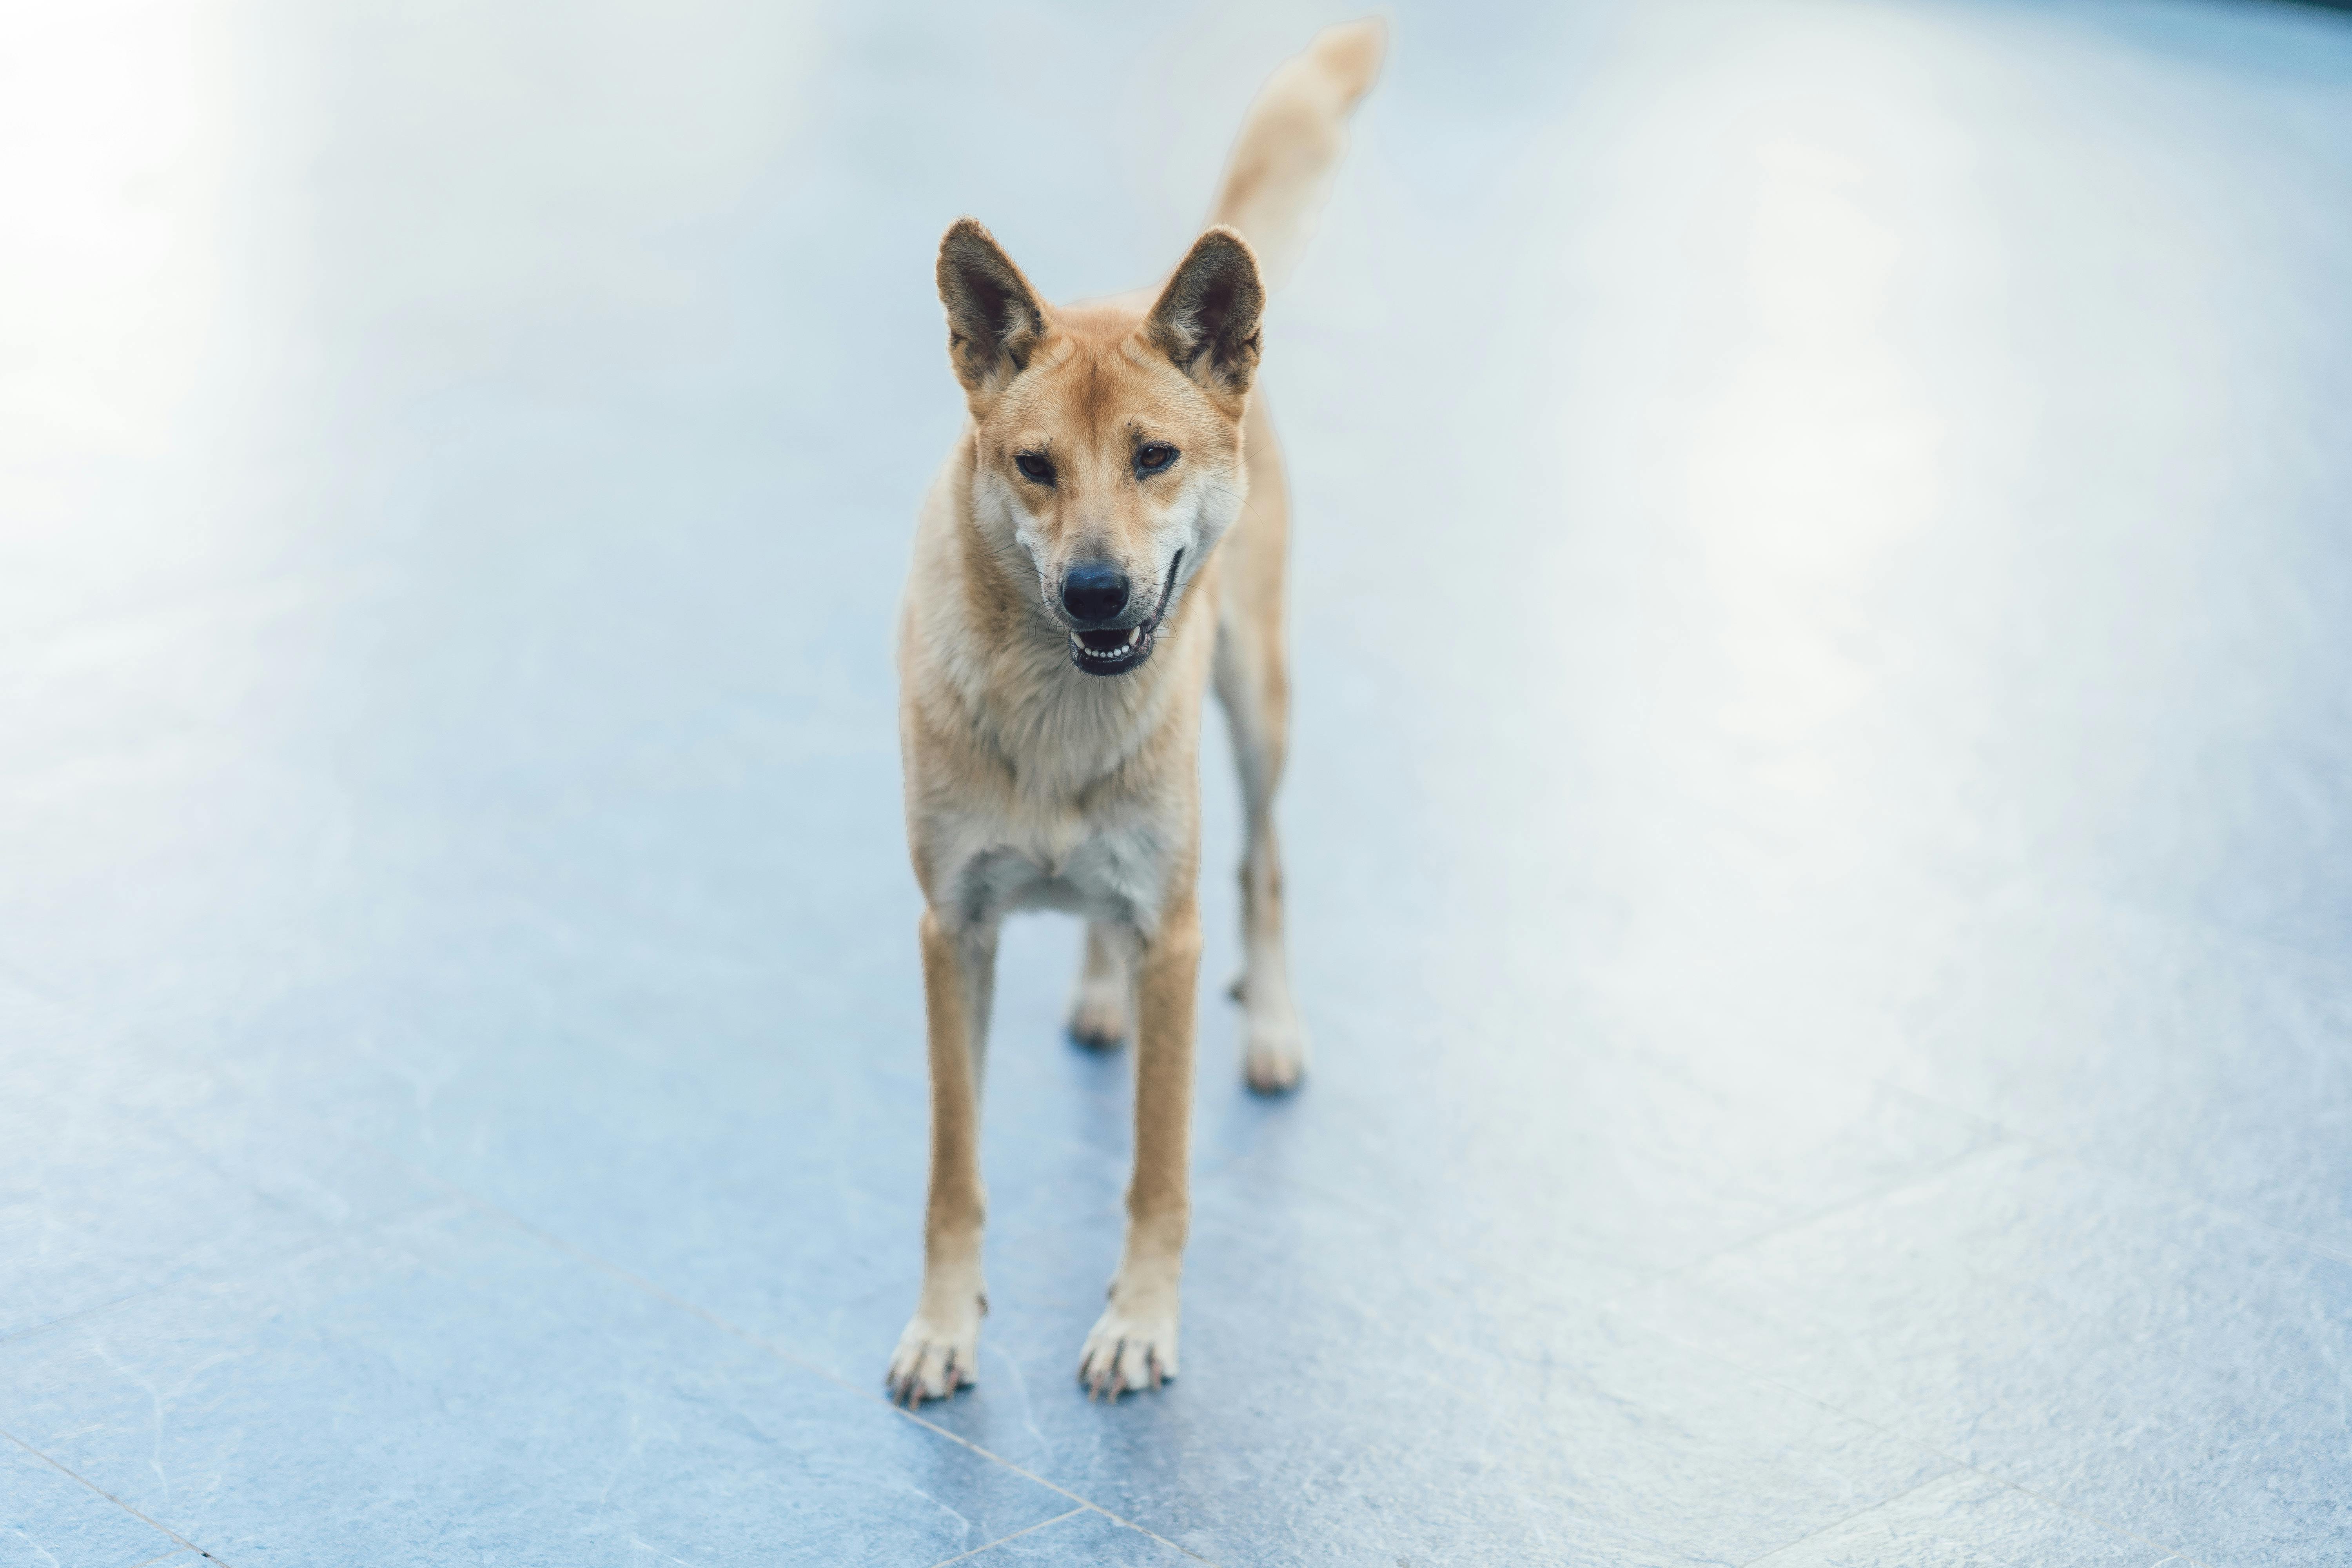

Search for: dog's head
xmin=936 ymin=219 xmax=1263 ymax=677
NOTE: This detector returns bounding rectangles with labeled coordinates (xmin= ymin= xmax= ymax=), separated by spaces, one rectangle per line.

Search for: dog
xmin=887 ymin=19 xmax=1386 ymax=1406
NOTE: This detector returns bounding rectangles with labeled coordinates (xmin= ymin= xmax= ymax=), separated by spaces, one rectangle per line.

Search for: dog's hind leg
xmin=1215 ymin=393 xmax=1308 ymax=1093
xmin=1066 ymin=920 xmax=1134 ymax=1049
xmin=887 ymin=907 xmax=996 ymax=1406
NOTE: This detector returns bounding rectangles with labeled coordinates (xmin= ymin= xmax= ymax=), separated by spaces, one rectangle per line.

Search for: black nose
xmin=1060 ymin=562 xmax=1130 ymax=625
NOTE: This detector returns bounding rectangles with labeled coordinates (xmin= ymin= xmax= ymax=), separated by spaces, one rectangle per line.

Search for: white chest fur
xmin=936 ymin=809 xmax=1176 ymax=932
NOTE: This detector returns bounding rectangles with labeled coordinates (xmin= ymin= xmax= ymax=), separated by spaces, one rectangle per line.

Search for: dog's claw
xmin=1078 ymin=1311 xmax=1178 ymax=1402
xmin=888 ymin=1313 xmax=979 ymax=1408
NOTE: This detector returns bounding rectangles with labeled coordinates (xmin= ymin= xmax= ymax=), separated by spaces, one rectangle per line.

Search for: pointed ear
xmin=937 ymin=218 xmax=1048 ymax=394
xmin=1145 ymin=227 xmax=1265 ymax=397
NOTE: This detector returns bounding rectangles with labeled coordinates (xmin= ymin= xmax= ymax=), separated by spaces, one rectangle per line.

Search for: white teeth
xmin=1071 ymin=631 xmax=1144 ymax=661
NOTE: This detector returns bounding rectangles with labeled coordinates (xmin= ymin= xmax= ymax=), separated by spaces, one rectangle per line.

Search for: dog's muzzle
xmin=1069 ymin=552 xmax=1181 ymax=677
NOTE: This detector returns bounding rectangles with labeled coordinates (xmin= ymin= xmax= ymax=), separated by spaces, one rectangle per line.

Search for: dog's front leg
xmin=888 ymin=907 xmax=996 ymax=1406
xmin=1080 ymin=894 xmax=1200 ymax=1398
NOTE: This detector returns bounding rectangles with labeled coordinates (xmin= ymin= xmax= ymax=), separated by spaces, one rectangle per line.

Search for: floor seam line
xmin=512 ymin=1206 xmax=1220 ymax=1563
xmin=0 ymin=1426 xmax=231 ymax=1566
xmin=922 ymin=1505 xmax=1089 ymax=1567
xmin=1866 ymin=1075 xmax=2352 ymax=1270
xmin=1622 ymin=1318 xmax=2214 ymax=1568
xmin=1606 ymin=1032 xmax=2352 ymax=1276
xmin=0 ymin=1285 xmax=189 ymax=1351
xmin=0 ymin=1195 xmax=470 ymax=1353
xmin=1591 ymin=1138 xmax=2024 ymax=1316
xmin=417 ymin=1180 xmax=1223 ymax=1565
xmin=1733 ymin=1473 xmax=1957 ymax=1566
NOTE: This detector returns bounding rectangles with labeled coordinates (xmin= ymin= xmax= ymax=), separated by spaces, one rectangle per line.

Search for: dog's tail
xmin=1205 ymin=18 xmax=1387 ymax=293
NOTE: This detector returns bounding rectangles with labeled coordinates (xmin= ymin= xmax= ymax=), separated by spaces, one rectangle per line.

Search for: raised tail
xmin=1205 ymin=18 xmax=1387 ymax=293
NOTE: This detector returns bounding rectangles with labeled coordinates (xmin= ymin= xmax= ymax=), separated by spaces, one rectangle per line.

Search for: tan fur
xmin=887 ymin=19 xmax=1386 ymax=1407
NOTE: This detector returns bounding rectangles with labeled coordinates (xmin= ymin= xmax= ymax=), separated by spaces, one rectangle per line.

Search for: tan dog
xmin=887 ymin=20 xmax=1386 ymax=1406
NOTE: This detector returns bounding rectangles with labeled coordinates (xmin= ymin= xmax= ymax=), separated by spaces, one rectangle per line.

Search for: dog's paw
xmin=1067 ymin=980 xmax=1131 ymax=1050
xmin=1078 ymin=1303 xmax=1180 ymax=1400
xmin=1243 ymin=1014 xmax=1308 ymax=1094
xmin=887 ymin=1313 xmax=980 ymax=1408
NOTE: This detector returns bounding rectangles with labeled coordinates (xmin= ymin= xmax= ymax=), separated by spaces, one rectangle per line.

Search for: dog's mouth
xmin=1067 ymin=553 xmax=1180 ymax=677
xmin=1072 ymin=623 xmax=1151 ymax=670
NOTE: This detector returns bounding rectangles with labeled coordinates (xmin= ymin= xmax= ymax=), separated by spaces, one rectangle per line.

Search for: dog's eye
xmin=1014 ymin=452 xmax=1055 ymax=484
xmin=1136 ymin=443 xmax=1178 ymax=474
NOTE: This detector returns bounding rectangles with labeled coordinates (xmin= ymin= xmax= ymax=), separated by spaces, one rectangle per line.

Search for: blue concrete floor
xmin=4 ymin=0 xmax=2350 ymax=1562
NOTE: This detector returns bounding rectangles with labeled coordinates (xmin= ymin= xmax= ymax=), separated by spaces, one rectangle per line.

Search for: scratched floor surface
xmin=4 ymin=0 xmax=2350 ymax=1563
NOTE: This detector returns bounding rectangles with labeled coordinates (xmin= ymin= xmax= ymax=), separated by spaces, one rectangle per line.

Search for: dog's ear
xmin=938 ymin=219 xmax=1048 ymax=394
xmin=1145 ymin=227 xmax=1264 ymax=399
